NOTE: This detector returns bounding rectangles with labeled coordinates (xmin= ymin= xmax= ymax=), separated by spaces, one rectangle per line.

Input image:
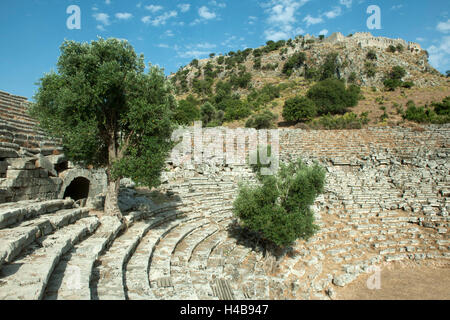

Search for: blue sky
xmin=1 ymin=0 xmax=449 ymax=99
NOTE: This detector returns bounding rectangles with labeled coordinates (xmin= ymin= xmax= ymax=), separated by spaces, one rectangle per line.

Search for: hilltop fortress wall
xmin=324 ymin=32 xmax=422 ymax=53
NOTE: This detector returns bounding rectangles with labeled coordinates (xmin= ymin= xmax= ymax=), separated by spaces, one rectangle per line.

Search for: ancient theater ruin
xmin=0 ymin=89 xmax=449 ymax=300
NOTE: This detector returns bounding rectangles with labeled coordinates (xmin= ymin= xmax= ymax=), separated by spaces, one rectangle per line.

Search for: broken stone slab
xmin=0 ymin=199 xmax=74 ymax=229
xmin=332 ymin=273 xmax=356 ymax=287
xmin=35 ymin=154 xmax=57 ymax=177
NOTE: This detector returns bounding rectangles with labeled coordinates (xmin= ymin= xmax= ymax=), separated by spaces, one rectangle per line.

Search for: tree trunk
xmin=104 ymin=177 xmax=122 ymax=218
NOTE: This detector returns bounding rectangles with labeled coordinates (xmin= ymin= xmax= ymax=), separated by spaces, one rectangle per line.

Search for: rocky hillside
xmin=169 ymin=32 xmax=449 ymax=128
xmin=171 ymin=32 xmax=445 ymax=95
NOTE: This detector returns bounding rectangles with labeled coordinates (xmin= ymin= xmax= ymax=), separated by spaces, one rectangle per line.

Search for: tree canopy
xmin=30 ymin=38 xmax=176 ymax=217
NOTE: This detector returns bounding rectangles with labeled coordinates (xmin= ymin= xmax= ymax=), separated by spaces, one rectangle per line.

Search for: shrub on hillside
xmin=383 ymin=66 xmax=410 ymax=91
xmin=432 ymin=96 xmax=450 ymax=116
xmin=320 ymin=52 xmax=339 ymax=80
xmin=245 ymin=111 xmax=278 ymax=129
xmin=403 ymin=98 xmax=450 ymax=124
xmin=233 ymin=159 xmax=325 ymax=248
xmin=306 ymin=79 xmax=361 ymax=115
xmin=174 ymin=99 xmax=201 ymax=125
xmin=282 ymin=96 xmax=317 ymax=122
xmin=223 ymin=99 xmax=251 ymax=121
xmin=308 ymin=112 xmax=369 ymax=129
xmin=366 ymin=49 xmax=377 ymax=60
xmin=201 ymin=102 xmax=217 ymax=126
xmin=282 ymin=52 xmax=307 ymax=76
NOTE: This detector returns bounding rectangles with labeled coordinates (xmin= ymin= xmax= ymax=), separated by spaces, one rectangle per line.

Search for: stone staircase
xmin=0 ymin=90 xmax=62 ymax=158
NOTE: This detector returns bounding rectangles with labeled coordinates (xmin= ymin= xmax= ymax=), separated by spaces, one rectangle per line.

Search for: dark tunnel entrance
xmin=63 ymin=177 xmax=90 ymax=201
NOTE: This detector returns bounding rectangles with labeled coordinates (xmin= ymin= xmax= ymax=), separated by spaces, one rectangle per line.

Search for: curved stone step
xmin=170 ymin=221 xmax=231 ymax=300
xmin=43 ymin=216 xmax=123 ymax=300
xmin=188 ymin=233 xmax=235 ymax=300
xmin=125 ymin=215 xmax=203 ymax=300
xmin=0 ymin=207 xmax=89 ymax=268
xmin=148 ymin=218 xmax=214 ymax=300
xmin=0 ymin=216 xmax=99 ymax=300
xmin=92 ymin=209 xmax=185 ymax=300
xmin=0 ymin=199 xmax=74 ymax=230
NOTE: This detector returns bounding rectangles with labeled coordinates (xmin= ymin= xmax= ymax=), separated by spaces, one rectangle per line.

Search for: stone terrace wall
xmin=164 ymin=125 xmax=449 ymax=236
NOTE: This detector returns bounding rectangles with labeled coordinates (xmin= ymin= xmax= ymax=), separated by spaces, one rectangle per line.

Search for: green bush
xmin=174 ymin=99 xmax=201 ymax=125
xmin=403 ymin=98 xmax=450 ymax=124
xmin=383 ymin=79 xmax=403 ymax=91
xmin=230 ymin=72 xmax=252 ymax=89
xmin=383 ymin=66 xmax=409 ymax=91
xmin=348 ymin=72 xmax=357 ymax=84
xmin=387 ymin=45 xmax=397 ymax=53
xmin=309 ymin=112 xmax=369 ymax=129
xmin=192 ymin=78 xmax=213 ymax=96
xmin=233 ymin=159 xmax=325 ymax=248
xmin=282 ymin=52 xmax=307 ymax=76
xmin=247 ymin=84 xmax=280 ymax=109
xmin=390 ymin=66 xmax=407 ymax=80
xmin=245 ymin=111 xmax=278 ymax=129
xmin=365 ymin=62 xmax=377 ymax=78
xmin=306 ymin=79 xmax=360 ymax=115
xmin=305 ymin=66 xmax=320 ymax=80
xmin=201 ymin=102 xmax=217 ymax=125
xmin=282 ymin=96 xmax=317 ymax=122
xmin=223 ymin=99 xmax=251 ymax=121
xmin=432 ymin=96 xmax=450 ymax=116
xmin=366 ymin=49 xmax=377 ymax=60
xmin=320 ymin=52 xmax=339 ymax=80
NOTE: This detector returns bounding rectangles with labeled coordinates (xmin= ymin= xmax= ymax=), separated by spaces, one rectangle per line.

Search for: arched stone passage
xmin=63 ymin=177 xmax=90 ymax=201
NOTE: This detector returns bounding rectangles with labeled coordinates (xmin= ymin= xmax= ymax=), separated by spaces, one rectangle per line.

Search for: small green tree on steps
xmin=233 ymin=155 xmax=326 ymax=248
xmin=29 ymin=38 xmax=176 ymax=220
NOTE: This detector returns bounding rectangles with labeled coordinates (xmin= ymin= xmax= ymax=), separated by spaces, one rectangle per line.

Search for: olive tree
xmin=30 ymin=38 xmax=176 ymax=219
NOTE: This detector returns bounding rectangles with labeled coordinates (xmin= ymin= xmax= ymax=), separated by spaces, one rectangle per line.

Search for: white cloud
xmin=164 ymin=30 xmax=175 ymax=37
xmin=427 ymin=36 xmax=450 ymax=70
xmin=416 ymin=37 xmax=425 ymax=42
xmin=115 ymin=13 xmax=133 ymax=20
xmin=339 ymin=0 xmax=352 ymax=8
xmin=97 ymin=25 xmax=106 ymax=31
xmin=145 ymin=5 xmax=163 ymax=13
xmin=264 ymin=30 xmax=290 ymax=41
xmin=324 ymin=7 xmax=342 ymax=19
xmin=248 ymin=16 xmax=258 ymax=25
xmin=391 ymin=5 xmax=403 ymax=11
xmin=196 ymin=42 xmax=217 ymax=49
xmin=144 ymin=11 xmax=178 ymax=26
xmin=157 ymin=44 xmax=170 ymax=48
xmin=437 ymin=19 xmax=450 ymax=34
xmin=141 ymin=16 xmax=151 ymax=24
xmin=198 ymin=6 xmax=216 ymax=20
xmin=264 ymin=0 xmax=309 ymax=41
xmin=178 ymin=4 xmax=191 ymax=13
xmin=105 ymin=0 xmax=111 ymax=5
xmin=319 ymin=29 xmax=329 ymax=36
xmin=178 ymin=50 xmax=210 ymax=59
xmin=303 ymin=15 xmax=323 ymax=26
xmin=93 ymin=13 xmax=110 ymax=26
xmin=209 ymin=1 xmax=226 ymax=8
